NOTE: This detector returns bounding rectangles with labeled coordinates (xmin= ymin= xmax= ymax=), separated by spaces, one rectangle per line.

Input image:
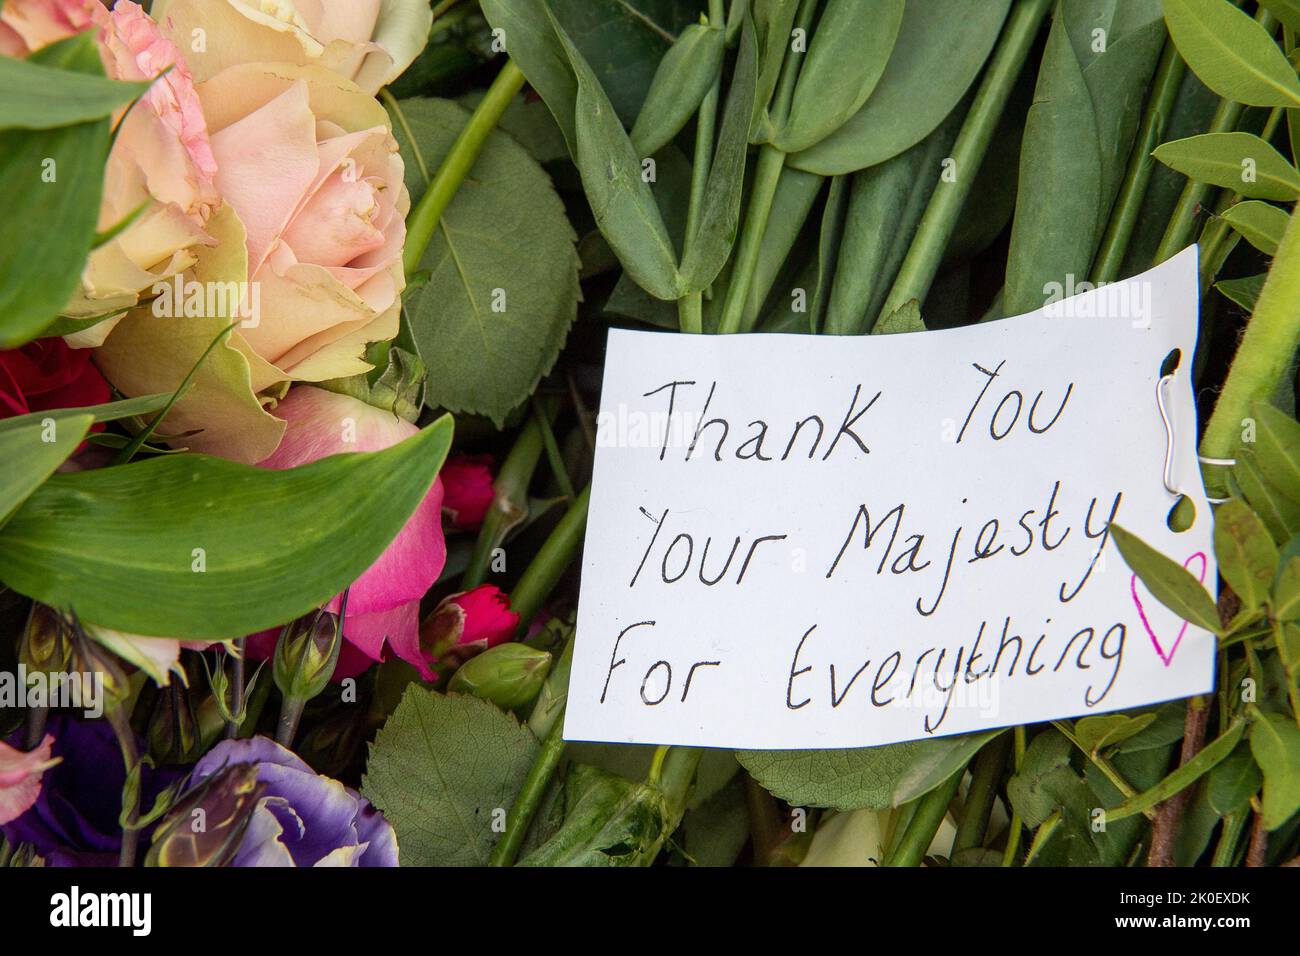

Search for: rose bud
xmin=440 ymin=454 xmax=496 ymax=531
xmin=448 ymin=643 xmax=552 ymax=710
xmin=420 ymin=584 xmax=520 ymax=672
xmin=145 ymin=763 xmax=264 ymax=867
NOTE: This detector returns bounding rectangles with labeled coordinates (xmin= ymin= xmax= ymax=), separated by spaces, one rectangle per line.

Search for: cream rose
xmin=152 ymin=0 xmax=433 ymax=94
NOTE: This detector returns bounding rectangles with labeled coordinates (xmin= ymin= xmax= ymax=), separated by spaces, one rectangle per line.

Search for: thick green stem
xmin=508 ymin=485 xmax=591 ymax=630
xmin=954 ymin=733 xmax=1010 ymax=853
xmin=275 ymin=695 xmax=305 ymax=749
xmin=403 ymin=60 xmax=525 ymax=277
xmin=1212 ymin=810 xmax=1247 ymax=866
xmin=877 ymin=0 xmax=1052 ymax=323
xmin=1091 ymin=40 xmax=1185 ymax=283
xmin=1001 ymin=724 xmax=1027 ymax=866
xmin=462 ymin=410 xmax=549 ymax=589
xmin=490 ymin=697 xmax=569 ymax=866
xmin=1200 ymin=207 xmax=1300 ymax=495
xmin=882 ymin=767 xmax=963 ymax=867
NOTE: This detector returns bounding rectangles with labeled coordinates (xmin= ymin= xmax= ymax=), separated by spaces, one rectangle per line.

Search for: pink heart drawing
xmin=1130 ymin=552 xmax=1208 ymax=667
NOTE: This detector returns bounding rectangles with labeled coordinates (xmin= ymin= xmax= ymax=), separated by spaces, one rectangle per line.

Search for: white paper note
xmin=566 ymin=247 xmax=1216 ymax=750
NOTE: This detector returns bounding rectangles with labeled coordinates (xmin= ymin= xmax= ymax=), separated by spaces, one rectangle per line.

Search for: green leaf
xmin=1164 ymin=0 xmax=1300 ymax=107
xmin=629 ymin=23 xmax=726 ymax=158
xmin=1073 ymin=713 xmax=1158 ymax=754
xmin=750 ymin=0 xmax=802 ymax=141
xmin=1206 ymin=742 xmax=1263 ymax=815
xmin=551 ymin=13 xmax=682 ymax=300
xmin=1220 ymin=201 xmax=1290 ymax=255
xmin=1252 ymin=402 xmax=1300 ymax=493
xmin=1110 ymin=524 xmax=1222 ymax=633
xmin=874 ymin=298 xmax=925 ymax=336
xmin=1214 ymin=498 xmax=1280 ymax=611
xmin=1153 ymin=132 xmax=1300 ymax=200
xmin=681 ymin=775 xmax=749 ymax=867
xmin=1277 ymin=555 xmax=1300 ymax=620
xmin=678 ymin=14 xmax=759 ymax=293
xmin=1234 ymin=447 xmax=1300 ymax=542
xmin=0 ymin=32 xmax=149 ymax=130
xmin=479 ymin=0 xmax=579 ymax=152
xmin=1261 ymin=0 xmax=1300 ymax=33
xmin=736 ymin=730 xmax=999 ymax=810
xmin=0 ymin=416 xmax=453 ymax=638
xmin=774 ymin=0 xmax=904 ymax=153
xmin=0 ymin=393 xmax=172 ymax=435
xmin=791 ymin=0 xmax=1011 ymax=174
xmin=362 ymin=689 xmax=539 ymax=866
xmin=0 ymin=38 xmax=111 ymax=347
xmin=1249 ymin=711 xmax=1300 ymax=830
xmin=1216 ymin=273 xmax=1267 ymax=311
xmin=393 ymin=98 xmax=580 ymax=426
xmin=0 ymin=413 xmax=92 ymax=527
xmin=1007 ymin=730 xmax=1084 ymax=829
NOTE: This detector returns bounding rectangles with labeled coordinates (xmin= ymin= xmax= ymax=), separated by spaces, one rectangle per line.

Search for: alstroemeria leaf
xmin=1164 ymin=0 xmax=1300 ymax=107
xmin=629 ymin=22 xmax=726 ymax=158
xmin=0 ymin=412 xmax=92 ymax=527
xmin=774 ymin=0 xmax=904 ymax=153
xmin=1073 ymin=713 xmax=1159 ymax=755
xmin=1251 ymin=402 xmax=1300 ymax=493
xmin=1220 ymin=201 xmax=1290 ymax=255
xmin=363 ymin=689 xmax=538 ymax=866
xmin=791 ymin=0 xmax=1010 ymax=174
xmin=1214 ymin=498 xmax=1280 ymax=613
xmin=1109 ymin=524 xmax=1222 ymax=633
xmin=1206 ymin=742 xmax=1263 ymax=815
xmin=0 ymin=32 xmax=149 ymax=130
xmin=1216 ymin=273 xmax=1268 ymax=311
xmin=0 ymin=415 xmax=453 ymax=638
xmin=391 ymin=97 xmax=580 ymax=427
xmin=1153 ymin=132 xmax=1300 ymax=201
xmin=1249 ymin=712 xmax=1300 ymax=830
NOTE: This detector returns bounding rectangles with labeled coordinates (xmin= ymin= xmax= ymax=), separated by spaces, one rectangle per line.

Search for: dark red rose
xmin=0 ymin=339 xmax=110 ymax=420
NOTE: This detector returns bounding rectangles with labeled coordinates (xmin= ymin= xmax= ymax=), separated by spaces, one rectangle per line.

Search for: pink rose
xmin=440 ymin=454 xmax=496 ymax=531
xmin=153 ymin=0 xmax=433 ymax=94
xmin=92 ymin=58 xmax=411 ymax=462
xmin=420 ymin=584 xmax=521 ymax=673
xmin=0 ymin=735 xmax=58 ymax=826
xmin=247 ymin=386 xmax=446 ymax=679
xmin=0 ymin=0 xmax=97 ymax=57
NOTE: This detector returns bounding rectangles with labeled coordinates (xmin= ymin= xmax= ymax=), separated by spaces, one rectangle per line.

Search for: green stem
xmin=1091 ymin=39 xmax=1185 ymax=284
xmin=105 ymin=705 xmax=141 ymax=867
xmin=716 ymin=0 xmax=817 ymax=334
xmin=1199 ymin=204 xmax=1300 ymax=495
xmin=882 ymin=768 xmax=963 ymax=867
xmin=877 ymin=0 xmax=1052 ymax=323
xmin=954 ymin=733 xmax=1010 ymax=853
xmin=1053 ymin=720 xmax=1150 ymax=818
xmin=646 ymin=745 xmax=670 ymax=787
xmin=531 ymin=396 xmax=576 ymax=501
xmin=508 ymin=484 xmax=591 ymax=630
xmin=402 ymin=60 xmax=526 ymax=277
xmin=1022 ymin=810 xmax=1062 ymax=866
xmin=656 ymin=746 xmax=704 ymax=818
xmin=1105 ymin=719 xmax=1246 ymax=824
xmin=461 ymin=410 xmax=549 ymax=589
xmin=275 ymin=695 xmax=305 ymax=749
xmin=1001 ymin=724 xmax=1027 ymax=866
xmin=490 ymin=698 xmax=569 ymax=866
xmin=1212 ymin=810 xmax=1247 ymax=867
xmin=382 ymin=89 xmax=430 ymax=185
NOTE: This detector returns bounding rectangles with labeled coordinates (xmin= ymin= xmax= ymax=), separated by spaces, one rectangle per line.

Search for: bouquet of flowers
xmin=0 ymin=0 xmax=1298 ymax=872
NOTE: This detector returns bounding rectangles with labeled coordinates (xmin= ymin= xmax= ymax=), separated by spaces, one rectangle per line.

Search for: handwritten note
xmin=566 ymin=247 xmax=1216 ymax=750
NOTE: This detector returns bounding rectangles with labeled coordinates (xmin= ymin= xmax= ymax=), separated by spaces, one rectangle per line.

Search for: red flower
xmin=440 ymin=454 xmax=495 ymax=531
xmin=0 ymin=339 xmax=110 ymax=420
xmin=420 ymin=585 xmax=520 ymax=673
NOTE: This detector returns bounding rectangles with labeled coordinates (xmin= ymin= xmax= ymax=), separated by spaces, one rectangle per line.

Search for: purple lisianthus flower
xmin=2 ymin=715 xmax=178 ymax=866
xmin=191 ymin=736 xmax=397 ymax=867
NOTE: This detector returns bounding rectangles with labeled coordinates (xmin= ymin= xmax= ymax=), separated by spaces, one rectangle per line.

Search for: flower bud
xmin=421 ymin=585 xmax=520 ymax=671
xmin=145 ymin=763 xmax=264 ymax=867
xmin=447 ymin=643 xmax=552 ymax=709
xmin=18 ymin=604 xmax=72 ymax=676
xmin=147 ymin=685 xmax=202 ymax=765
xmin=273 ymin=609 xmax=342 ymax=705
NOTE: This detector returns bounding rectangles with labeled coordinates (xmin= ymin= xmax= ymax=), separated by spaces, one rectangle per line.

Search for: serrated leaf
xmin=1164 ymin=0 xmax=1300 ymax=107
xmin=791 ymin=0 xmax=1010 ymax=174
xmin=0 ymin=416 xmax=453 ymax=638
xmin=630 ymin=23 xmax=726 ymax=158
xmin=1249 ymin=711 xmax=1300 ymax=830
xmin=1007 ymin=730 xmax=1083 ymax=829
xmin=363 ymin=689 xmax=539 ymax=866
xmin=736 ymin=730 xmax=998 ymax=811
xmin=1206 ymin=742 xmax=1263 ymax=815
xmin=1214 ymin=498 xmax=1280 ymax=611
xmin=1153 ymin=132 xmax=1300 ymax=200
xmin=774 ymin=0 xmax=904 ymax=153
xmin=1252 ymin=402 xmax=1300 ymax=494
xmin=1110 ymin=524 xmax=1222 ymax=633
xmin=1073 ymin=713 xmax=1158 ymax=754
xmin=393 ymin=98 xmax=580 ymax=426
xmin=0 ymin=413 xmax=92 ymax=527
xmin=1219 ymin=201 xmax=1289 ymax=255
xmin=552 ymin=14 xmax=682 ymax=300
xmin=0 ymin=32 xmax=149 ymax=130
xmin=874 ymin=299 xmax=925 ymax=336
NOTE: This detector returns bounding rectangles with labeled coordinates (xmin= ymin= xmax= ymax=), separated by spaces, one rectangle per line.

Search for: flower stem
xmin=508 ymin=484 xmax=590 ymax=630
xmin=953 ymin=732 xmax=1010 ymax=853
xmin=402 ymin=59 xmax=526 ymax=278
xmin=225 ymin=637 xmax=245 ymax=740
xmin=882 ymin=767 xmax=963 ymax=867
xmin=876 ymin=0 xmax=1052 ymax=324
xmin=1091 ymin=39 xmax=1185 ymax=284
xmin=1053 ymin=720 xmax=1150 ymax=818
xmin=1199 ymin=204 xmax=1300 ymax=494
xmin=490 ymin=697 xmax=569 ymax=866
xmin=105 ymin=704 xmax=141 ymax=868
xmin=1001 ymin=724 xmax=1026 ymax=866
xmin=275 ymin=696 xmax=305 ymax=749
xmin=531 ymin=396 xmax=576 ymax=500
